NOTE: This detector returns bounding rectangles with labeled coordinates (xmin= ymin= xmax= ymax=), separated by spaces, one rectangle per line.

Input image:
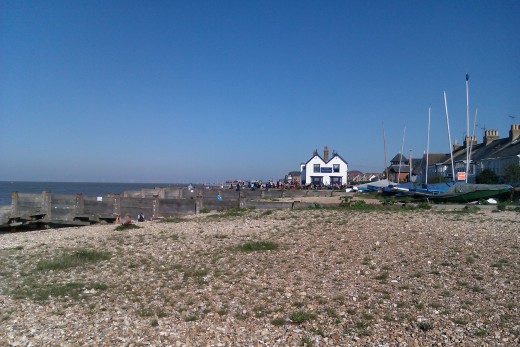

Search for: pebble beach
xmin=1 ymin=204 xmax=519 ymax=346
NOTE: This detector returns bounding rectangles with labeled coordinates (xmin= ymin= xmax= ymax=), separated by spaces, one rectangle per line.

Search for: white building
xmin=300 ymin=147 xmax=349 ymax=187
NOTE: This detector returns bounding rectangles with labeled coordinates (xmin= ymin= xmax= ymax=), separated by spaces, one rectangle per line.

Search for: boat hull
xmin=423 ymin=183 xmax=512 ymax=203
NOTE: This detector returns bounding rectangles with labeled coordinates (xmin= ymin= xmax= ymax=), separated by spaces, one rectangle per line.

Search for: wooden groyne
xmin=0 ymin=187 xmax=346 ymax=231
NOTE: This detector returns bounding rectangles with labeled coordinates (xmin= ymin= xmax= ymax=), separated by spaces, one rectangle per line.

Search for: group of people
xmin=232 ymin=180 xmax=282 ymax=191
xmin=114 ymin=213 xmax=146 ymax=224
xmin=230 ymin=181 xmax=348 ymax=191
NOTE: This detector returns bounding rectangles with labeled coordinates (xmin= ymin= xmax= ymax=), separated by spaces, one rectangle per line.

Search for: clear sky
xmin=1 ymin=0 xmax=519 ymax=183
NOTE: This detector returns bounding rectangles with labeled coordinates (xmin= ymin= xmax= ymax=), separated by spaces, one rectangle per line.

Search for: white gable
xmin=301 ymin=153 xmax=348 ymax=186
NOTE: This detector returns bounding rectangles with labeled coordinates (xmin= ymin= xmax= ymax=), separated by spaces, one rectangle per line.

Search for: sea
xmin=0 ymin=181 xmax=193 ymax=206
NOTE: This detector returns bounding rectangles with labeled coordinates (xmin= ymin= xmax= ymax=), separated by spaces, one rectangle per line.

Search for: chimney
xmin=484 ymin=129 xmax=499 ymax=145
xmin=313 ymin=149 xmax=318 ymax=156
xmin=463 ymin=135 xmax=477 ymax=148
xmin=323 ymin=146 xmax=329 ymax=161
xmin=509 ymin=124 xmax=520 ymax=141
xmin=453 ymin=139 xmax=462 ymax=152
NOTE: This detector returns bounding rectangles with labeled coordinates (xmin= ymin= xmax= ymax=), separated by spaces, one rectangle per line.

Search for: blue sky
xmin=1 ymin=0 xmax=519 ymax=183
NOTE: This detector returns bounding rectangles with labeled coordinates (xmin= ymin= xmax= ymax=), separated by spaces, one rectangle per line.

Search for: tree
xmin=504 ymin=163 xmax=520 ymax=186
xmin=476 ymin=169 xmax=499 ymax=184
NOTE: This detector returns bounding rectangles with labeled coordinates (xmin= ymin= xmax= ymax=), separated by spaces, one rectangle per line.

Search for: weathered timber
xmin=0 ymin=188 xmax=348 ymax=230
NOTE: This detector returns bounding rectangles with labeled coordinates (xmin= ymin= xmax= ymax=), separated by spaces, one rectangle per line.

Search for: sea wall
xmin=1 ymin=188 xmax=344 ymax=228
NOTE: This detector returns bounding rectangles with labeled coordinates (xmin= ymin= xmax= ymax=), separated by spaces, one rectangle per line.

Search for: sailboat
xmin=412 ymin=105 xmax=455 ymax=195
xmin=384 ymin=109 xmax=451 ymax=196
xmin=412 ymin=74 xmax=513 ymax=202
xmin=356 ymin=122 xmax=397 ymax=192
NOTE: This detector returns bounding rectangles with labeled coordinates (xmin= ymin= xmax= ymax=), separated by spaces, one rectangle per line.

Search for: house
xmin=300 ymin=147 xmax=348 ymax=187
xmin=480 ymin=138 xmax=520 ymax=178
xmin=422 ymin=153 xmax=451 ymax=183
xmin=386 ymin=153 xmax=423 ymax=183
xmin=347 ymin=170 xmax=363 ymax=182
xmin=427 ymin=124 xmax=520 ymax=183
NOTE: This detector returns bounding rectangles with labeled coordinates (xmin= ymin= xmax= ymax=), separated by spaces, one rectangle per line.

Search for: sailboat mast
xmin=465 ymin=73 xmax=470 ymax=183
xmin=426 ymin=106 xmax=431 ymax=185
xmin=409 ymin=149 xmax=412 ymax=182
xmin=468 ymin=107 xmax=478 ymax=177
xmin=444 ymin=91 xmax=456 ymax=181
xmin=382 ymin=121 xmax=389 ymax=180
xmin=398 ymin=126 xmax=406 ymax=184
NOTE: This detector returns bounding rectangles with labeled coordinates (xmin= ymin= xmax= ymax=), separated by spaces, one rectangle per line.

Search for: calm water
xmin=0 ymin=181 xmax=191 ymax=206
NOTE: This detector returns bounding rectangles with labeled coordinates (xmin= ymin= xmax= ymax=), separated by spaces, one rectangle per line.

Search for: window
xmin=333 ymin=164 xmax=340 ymax=173
xmin=313 ymin=164 xmax=320 ymax=173
xmin=331 ymin=177 xmax=342 ymax=184
xmin=311 ymin=176 xmax=323 ymax=184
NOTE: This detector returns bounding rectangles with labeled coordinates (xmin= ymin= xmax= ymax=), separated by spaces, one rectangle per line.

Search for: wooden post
xmin=42 ymin=191 xmax=51 ymax=221
xmin=152 ymin=194 xmax=159 ymax=219
xmin=11 ymin=191 xmax=18 ymax=216
xmin=114 ymin=194 xmax=121 ymax=216
xmin=75 ymin=193 xmax=84 ymax=216
xmin=195 ymin=195 xmax=203 ymax=214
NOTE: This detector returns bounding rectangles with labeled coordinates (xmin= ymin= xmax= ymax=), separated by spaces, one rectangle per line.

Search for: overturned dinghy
xmin=415 ymin=183 xmax=512 ymax=203
xmin=356 ymin=179 xmax=397 ymax=192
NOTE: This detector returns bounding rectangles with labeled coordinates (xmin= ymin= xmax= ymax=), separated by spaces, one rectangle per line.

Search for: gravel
xmin=1 ymin=206 xmax=519 ymax=346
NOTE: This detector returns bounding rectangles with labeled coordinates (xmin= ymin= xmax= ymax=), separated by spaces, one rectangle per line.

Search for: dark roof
xmin=433 ymin=134 xmax=520 ymax=167
xmin=424 ymin=153 xmax=450 ymax=164
xmin=443 ymin=138 xmax=512 ymax=164
xmin=387 ymin=157 xmax=422 ymax=174
xmin=304 ymin=152 xmax=348 ymax=166
xmin=483 ymin=140 xmax=520 ymax=159
xmin=471 ymin=139 xmax=508 ymax=161
xmin=331 ymin=153 xmax=349 ymax=165
xmin=390 ymin=153 xmax=408 ymax=163
xmin=304 ymin=154 xmax=324 ymax=166
xmin=425 ymin=127 xmax=520 ymax=170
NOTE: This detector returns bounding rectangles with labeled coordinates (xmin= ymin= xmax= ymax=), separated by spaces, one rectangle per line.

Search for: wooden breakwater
xmin=0 ymin=187 xmax=347 ymax=230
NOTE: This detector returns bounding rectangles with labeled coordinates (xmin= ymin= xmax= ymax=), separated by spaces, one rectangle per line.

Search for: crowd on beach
xmin=226 ymin=180 xmax=346 ymax=191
